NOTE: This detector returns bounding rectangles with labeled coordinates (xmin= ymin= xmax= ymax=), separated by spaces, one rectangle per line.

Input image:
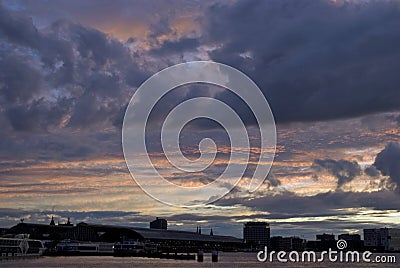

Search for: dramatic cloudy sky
xmin=1 ymin=0 xmax=400 ymax=239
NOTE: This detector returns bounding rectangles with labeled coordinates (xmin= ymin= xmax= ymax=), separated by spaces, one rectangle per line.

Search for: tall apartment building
xmin=243 ymin=222 xmax=270 ymax=247
xmin=364 ymin=228 xmax=400 ymax=251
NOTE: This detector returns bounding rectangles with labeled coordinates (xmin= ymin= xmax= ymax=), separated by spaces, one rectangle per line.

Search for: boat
xmin=53 ymin=240 xmax=114 ymax=255
xmin=113 ymin=240 xmax=145 ymax=256
xmin=0 ymin=234 xmax=46 ymax=258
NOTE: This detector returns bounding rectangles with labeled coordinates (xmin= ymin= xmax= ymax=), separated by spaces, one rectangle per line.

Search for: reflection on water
xmin=0 ymin=252 xmax=398 ymax=267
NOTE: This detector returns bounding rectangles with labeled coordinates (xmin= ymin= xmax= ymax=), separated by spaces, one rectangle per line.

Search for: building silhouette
xmin=150 ymin=217 xmax=167 ymax=230
xmin=338 ymin=233 xmax=363 ymax=251
xmin=6 ymin=221 xmax=243 ymax=252
xmin=316 ymin=233 xmax=335 ymax=241
xmin=243 ymin=222 xmax=270 ymax=248
xmin=58 ymin=217 xmax=73 ymax=227
xmin=8 ymin=222 xmax=74 ymax=241
xmin=338 ymin=233 xmax=360 ymax=241
xmin=0 ymin=228 xmax=8 ymax=236
xmin=270 ymin=236 xmax=305 ymax=251
xmin=306 ymin=233 xmax=336 ymax=251
xmin=364 ymin=228 xmax=400 ymax=252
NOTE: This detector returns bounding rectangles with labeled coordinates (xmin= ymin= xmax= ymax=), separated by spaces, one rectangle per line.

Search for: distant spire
xmin=199 ymin=226 xmax=202 ymax=235
xmin=196 ymin=226 xmax=199 ymax=234
xmin=50 ymin=216 xmax=55 ymax=226
xmin=67 ymin=217 xmax=71 ymax=225
xmin=210 ymin=228 xmax=213 ymax=236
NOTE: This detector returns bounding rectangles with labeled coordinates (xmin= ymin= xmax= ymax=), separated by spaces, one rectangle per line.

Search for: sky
xmin=1 ymin=0 xmax=400 ymax=239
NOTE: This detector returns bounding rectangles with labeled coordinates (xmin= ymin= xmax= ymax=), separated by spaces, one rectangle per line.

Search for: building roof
xmin=78 ymin=223 xmax=242 ymax=243
xmin=8 ymin=222 xmax=242 ymax=244
xmin=131 ymin=227 xmax=242 ymax=243
xmin=10 ymin=222 xmax=74 ymax=231
xmin=244 ymin=222 xmax=269 ymax=226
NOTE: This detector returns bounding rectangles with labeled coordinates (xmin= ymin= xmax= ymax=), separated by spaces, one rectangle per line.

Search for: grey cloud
xmin=149 ymin=38 xmax=200 ymax=57
xmin=267 ymin=172 xmax=281 ymax=187
xmin=205 ymin=0 xmax=400 ymax=123
xmin=0 ymin=3 xmax=149 ymax=161
xmin=314 ymin=159 xmax=361 ymax=188
xmin=0 ymin=128 xmax=122 ymax=162
xmin=0 ymin=54 xmax=43 ymax=103
xmin=6 ymin=98 xmax=72 ymax=132
xmin=365 ymin=165 xmax=381 ymax=177
xmin=373 ymin=142 xmax=400 ymax=190
xmin=0 ymin=4 xmax=147 ymax=133
xmin=148 ymin=17 xmax=174 ymax=42
xmin=217 ymin=190 xmax=400 ymax=217
xmin=213 ymin=189 xmax=400 ymax=237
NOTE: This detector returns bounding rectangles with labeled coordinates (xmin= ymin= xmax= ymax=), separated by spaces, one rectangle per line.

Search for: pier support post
xmin=212 ymin=250 xmax=218 ymax=262
xmin=197 ymin=250 xmax=204 ymax=262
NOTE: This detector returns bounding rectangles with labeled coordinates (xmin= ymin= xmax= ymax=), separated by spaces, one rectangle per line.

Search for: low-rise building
xmin=338 ymin=233 xmax=363 ymax=251
xmin=270 ymin=236 xmax=305 ymax=251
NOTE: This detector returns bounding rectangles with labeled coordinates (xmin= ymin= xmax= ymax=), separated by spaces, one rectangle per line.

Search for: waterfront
xmin=0 ymin=253 xmax=398 ymax=267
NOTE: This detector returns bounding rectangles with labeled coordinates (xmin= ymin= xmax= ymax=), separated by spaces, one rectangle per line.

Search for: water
xmin=0 ymin=253 xmax=398 ymax=267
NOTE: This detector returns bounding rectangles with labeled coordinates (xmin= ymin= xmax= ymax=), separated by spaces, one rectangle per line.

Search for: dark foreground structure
xmin=7 ymin=222 xmax=243 ymax=253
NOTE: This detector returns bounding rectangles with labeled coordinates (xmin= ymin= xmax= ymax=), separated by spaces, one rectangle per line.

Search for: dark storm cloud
xmin=6 ymin=98 xmax=72 ymax=132
xmin=0 ymin=54 xmax=43 ymax=103
xmin=314 ymin=159 xmax=361 ymax=188
xmin=364 ymin=165 xmax=381 ymax=177
xmin=3 ymin=0 xmax=400 ymax=134
xmin=216 ymin=190 xmax=400 ymax=217
xmin=0 ymin=5 xmax=74 ymax=67
xmin=0 ymin=3 xmax=151 ymax=162
xmin=0 ymin=131 xmax=123 ymax=162
xmin=205 ymin=0 xmax=400 ymax=123
xmin=0 ymin=4 xmax=147 ymax=133
xmin=373 ymin=142 xmax=400 ymax=190
xmin=8 ymin=0 xmax=207 ymax=37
